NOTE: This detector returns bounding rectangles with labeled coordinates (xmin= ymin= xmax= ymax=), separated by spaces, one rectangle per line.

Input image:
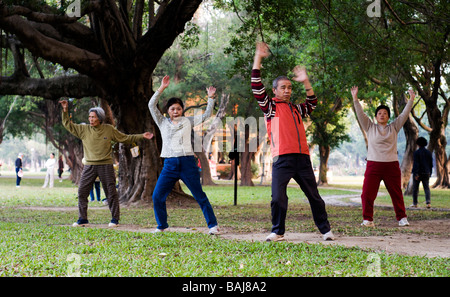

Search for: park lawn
xmin=0 ymin=177 xmax=449 ymax=277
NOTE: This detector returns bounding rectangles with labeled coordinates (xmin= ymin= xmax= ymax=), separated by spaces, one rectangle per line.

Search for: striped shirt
xmin=251 ymin=69 xmax=317 ymax=157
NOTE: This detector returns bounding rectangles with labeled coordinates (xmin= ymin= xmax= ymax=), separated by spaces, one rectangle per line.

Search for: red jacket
xmin=251 ymin=69 xmax=317 ymax=158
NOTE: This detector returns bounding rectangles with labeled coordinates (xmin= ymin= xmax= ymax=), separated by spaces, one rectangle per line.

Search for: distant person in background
xmin=42 ymin=153 xmax=56 ymax=188
xmin=15 ymin=153 xmax=24 ymax=188
xmin=411 ymin=137 xmax=433 ymax=209
xmin=58 ymin=155 xmax=64 ymax=182
xmin=90 ymin=177 xmax=101 ymax=202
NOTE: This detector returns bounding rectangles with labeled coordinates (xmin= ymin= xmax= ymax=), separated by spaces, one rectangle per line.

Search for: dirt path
xmin=89 ymin=223 xmax=449 ymax=258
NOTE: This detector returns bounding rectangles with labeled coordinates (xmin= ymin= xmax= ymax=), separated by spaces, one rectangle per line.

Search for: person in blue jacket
xmin=411 ymin=137 xmax=433 ymax=208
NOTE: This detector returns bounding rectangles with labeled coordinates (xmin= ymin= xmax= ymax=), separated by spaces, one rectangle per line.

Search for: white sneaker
xmin=265 ymin=233 xmax=285 ymax=242
xmin=208 ymin=226 xmax=220 ymax=235
xmin=152 ymin=228 xmax=165 ymax=233
xmin=398 ymin=217 xmax=410 ymax=227
xmin=72 ymin=222 xmax=89 ymax=227
xmin=361 ymin=220 xmax=375 ymax=227
xmin=322 ymin=231 xmax=335 ymax=241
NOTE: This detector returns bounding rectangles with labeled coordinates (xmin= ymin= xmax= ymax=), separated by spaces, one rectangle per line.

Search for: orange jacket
xmin=251 ymin=69 xmax=317 ymax=158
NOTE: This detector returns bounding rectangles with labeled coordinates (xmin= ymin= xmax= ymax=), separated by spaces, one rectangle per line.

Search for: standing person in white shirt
xmin=351 ymin=86 xmax=415 ymax=227
xmin=42 ymin=153 xmax=56 ymax=188
xmin=148 ymin=75 xmax=219 ymax=235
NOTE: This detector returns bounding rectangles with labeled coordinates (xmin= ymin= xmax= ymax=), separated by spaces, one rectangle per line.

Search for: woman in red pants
xmin=351 ymin=86 xmax=415 ymax=227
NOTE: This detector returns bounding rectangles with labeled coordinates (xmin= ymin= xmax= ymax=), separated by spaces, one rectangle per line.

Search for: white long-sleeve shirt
xmin=148 ymin=91 xmax=215 ymax=158
xmin=45 ymin=158 xmax=56 ymax=173
xmin=354 ymin=99 xmax=414 ymax=162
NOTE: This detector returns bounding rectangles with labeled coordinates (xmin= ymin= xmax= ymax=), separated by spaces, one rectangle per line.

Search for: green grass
xmin=0 ymin=176 xmax=449 ymax=277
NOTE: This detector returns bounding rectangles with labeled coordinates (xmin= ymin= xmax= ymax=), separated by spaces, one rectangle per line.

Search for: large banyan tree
xmin=0 ymin=0 xmax=203 ymax=203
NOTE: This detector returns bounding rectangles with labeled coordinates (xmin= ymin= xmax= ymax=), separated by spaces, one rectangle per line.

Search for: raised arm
xmin=252 ymin=41 xmax=271 ymax=70
xmin=148 ymin=75 xmax=170 ymax=127
xmin=59 ymin=99 xmax=85 ymax=139
xmin=251 ymin=42 xmax=273 ymax=117
xmin=188 ymin=86 xmax=216 ymax=126
xmin=392 ymin=89 xmax=415 ymax=132
xmin=292 ymin=65 xmax=314 ymax=97
xmin=351 ymin=86 xmax=372 ymax=131
xmin=292 ymin=65 xmax=318 ymax=118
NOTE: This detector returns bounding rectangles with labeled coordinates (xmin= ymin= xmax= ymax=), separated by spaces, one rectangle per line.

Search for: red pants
xmin=361 ymin=161 xmax=407 ymax=221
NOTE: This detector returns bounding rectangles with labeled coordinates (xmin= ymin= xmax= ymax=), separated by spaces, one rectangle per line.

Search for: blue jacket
xmin=412 ymin=147 xmax=433 ymax=176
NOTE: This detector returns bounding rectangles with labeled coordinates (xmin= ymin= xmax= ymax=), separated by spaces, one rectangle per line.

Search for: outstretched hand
xmin=158 ymin=75 xmax=170 ymax=92
xmin=59 ymin=99 xmax=68 ymax=112
xmin=206 ymin=86 xmax=216 ymax=98
xmin=407 ymin=89 xmax=415 ymax=102
xmin=351 ymin=86 xmax=359 ymax=101
xmin=292 ymin=66 xmax=308 ymax=83
xmin=143 ymin=132 xmax=154 ymax=140
xmin=255 ymin=42 xmax=271 ymax=59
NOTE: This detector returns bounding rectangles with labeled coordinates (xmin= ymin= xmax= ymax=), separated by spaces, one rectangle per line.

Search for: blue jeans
xmin=152 ymin=156 xmax=218 ymax=230
xmin=90 ymin=181 xmax=101 ymax=201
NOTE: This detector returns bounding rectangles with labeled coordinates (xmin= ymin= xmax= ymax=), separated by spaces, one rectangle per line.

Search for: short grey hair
xmin=89 ymin=107 xmax=106 ymax=123
xmin=272 ymin=76 xmax=290 ymax=89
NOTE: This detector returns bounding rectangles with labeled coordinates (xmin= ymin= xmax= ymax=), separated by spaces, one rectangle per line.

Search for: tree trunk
xmin=197 ymin=150 xmax=215 ymax=186
xmin=391 ymin=82 xmax=419 ymax=192
xmin=428 ymin=119 xmax=449 ymax=188
xmin=240 ymin=125 xmax=254 ymax=186
xmin=402 ymin=60 xmax=449 ymax=189
xmin=317 ymin=144 xmax=330 ymax=186
xmin=400 ymin=117 xmax=418 ymax=192
xmin=111 ymin=86 xmax=163 ymax=204
xmin=65 ymin=139 xmax=84 ymax=185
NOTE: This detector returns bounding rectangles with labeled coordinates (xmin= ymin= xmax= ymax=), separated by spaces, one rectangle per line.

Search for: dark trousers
xmin=271 ymin=154 xmax=330 ymax=235
xmin=78 ymin=164 xmax=119 ymax=222
xmin=152 ymin=156 xmax=218 ymax=230
xmin=15 ymin=168 xmax=21 ymax=186
xmin=412 ymin=174 xmax=431 ymax=205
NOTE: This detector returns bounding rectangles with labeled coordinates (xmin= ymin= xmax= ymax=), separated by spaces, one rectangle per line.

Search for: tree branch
xmin=136 ymin=0 xmax=202 ymax=71
xmin=0 ymin=74 xmax=102 ymax=99
xmin=0 ymin=14 xmax=108 ymax=78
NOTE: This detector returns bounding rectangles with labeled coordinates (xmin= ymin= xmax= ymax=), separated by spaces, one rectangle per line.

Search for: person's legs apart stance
xmin=271 ymin=155 xmax=295 ymax=235
xmin=98 ymin=164 xmax=120 ymax=223
xmin=77 ymin=165 xmax=98 ymax=222
xmin=293 ymin=154 xmax=330 ymax=234
xmin=180 ymin=156 xmax=217 ymax=228
xmin=152 ymin=158 xmax=179 ymax=230
xmin=382 ymin=162 xmax=407 ymax=221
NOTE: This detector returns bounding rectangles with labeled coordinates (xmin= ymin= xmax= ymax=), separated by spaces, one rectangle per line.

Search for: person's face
xmin=168 ymin=104 xmax=183 ymax=121
xmin=50 ymin=154 xmax=54 ymax=159
xmin=272 ymin=79 xmax=292 ymax=102
xmin=376 ymin=109 xmax=389 ymax=125
xmin=89 ymin=112 xmax=100 ymax=127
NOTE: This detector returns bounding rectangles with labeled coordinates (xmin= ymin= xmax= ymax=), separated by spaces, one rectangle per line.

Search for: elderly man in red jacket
xmin=251 ymin=42 xmax=334 ymax=242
